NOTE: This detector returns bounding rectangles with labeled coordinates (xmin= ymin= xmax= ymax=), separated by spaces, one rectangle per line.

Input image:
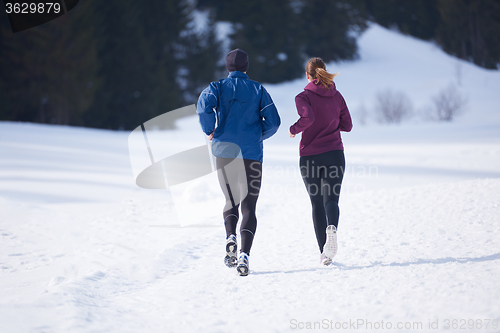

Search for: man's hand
xmin=288 ymin=129 xmax=295 ymax=138
xmin=207 ymin=130 xmax=214 ymax=141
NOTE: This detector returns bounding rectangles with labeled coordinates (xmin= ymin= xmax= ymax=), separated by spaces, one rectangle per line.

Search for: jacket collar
xmin=304 ymin=79 xmax=337 ymax=97
xmin=228 ymin=71 xmax=248 ymax=79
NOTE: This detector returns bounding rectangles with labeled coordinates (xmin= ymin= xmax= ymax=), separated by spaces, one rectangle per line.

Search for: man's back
xmin=197 ymin=71 xmax=280 ymax=162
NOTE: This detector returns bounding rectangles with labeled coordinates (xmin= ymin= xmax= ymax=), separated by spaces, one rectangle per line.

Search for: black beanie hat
xmin=226 ymin=49 xmax=249 ymax=73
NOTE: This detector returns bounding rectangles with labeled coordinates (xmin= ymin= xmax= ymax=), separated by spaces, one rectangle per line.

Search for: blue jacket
xmin=197 ymin=71 xmax=280 ymax=162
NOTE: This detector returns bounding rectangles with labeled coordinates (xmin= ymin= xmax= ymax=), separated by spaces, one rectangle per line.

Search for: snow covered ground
xmin=1 ymin=24 xmax=500 ymax=332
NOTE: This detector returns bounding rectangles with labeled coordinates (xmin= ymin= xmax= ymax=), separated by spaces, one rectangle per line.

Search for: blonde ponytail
xmin=315 ymin=68 xmax=338 ymax=88
xmin=306 ymin=57 xmax=338 ymax=88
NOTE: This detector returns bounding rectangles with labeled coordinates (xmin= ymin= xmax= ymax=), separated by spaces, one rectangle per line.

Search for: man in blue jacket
xmin=197 ymin=49 xmax=280 ymax=276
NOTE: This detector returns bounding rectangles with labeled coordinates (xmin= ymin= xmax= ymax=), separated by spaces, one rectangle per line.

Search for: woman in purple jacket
xmin=289 ymin=57 xmax=353 ymax=265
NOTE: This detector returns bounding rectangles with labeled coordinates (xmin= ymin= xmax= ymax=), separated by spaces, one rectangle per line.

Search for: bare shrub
xmin=356 ymin=102 xmax=368 ymax=126
xmin=375 ymin=89 xmax=413 ymax=124
xmin=431 ymin=84 xmax=467 ymax=121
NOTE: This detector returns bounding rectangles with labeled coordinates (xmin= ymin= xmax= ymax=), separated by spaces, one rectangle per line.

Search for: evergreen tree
xmin=362 ymin=0 xmax=440 ymax=40
xmin=177 ymin=5 xmax=223 ymax=103
xmin=84 ymin=0 xmax=221 ymax=129
xmin=1 ymin=0 xmax=222 ymax=129
xmin=299 ymin=0 xmax=368 ymax=63
xmin=0 ymin=1 xmax=99 ymax=125
xmin=199 ymin=0 xmax=305 ymax=83
xmin=436 ymin=0 xmax=500 ymax=69
xmin=199 ymin=0 xmax=368 ymax=82
xmin=361 ymin=0 xmax=500 ymax=69
xmin=83 ymin=0 xmax=174 ymax=130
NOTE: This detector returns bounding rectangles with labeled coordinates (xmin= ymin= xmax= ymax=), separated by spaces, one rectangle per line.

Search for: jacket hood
xmin=304 ymin=79 xmax=337 ymax=97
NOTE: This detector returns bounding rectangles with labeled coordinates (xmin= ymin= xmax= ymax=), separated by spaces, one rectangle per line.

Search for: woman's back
xmin=292 ymin=80 xmax=352 ymax=156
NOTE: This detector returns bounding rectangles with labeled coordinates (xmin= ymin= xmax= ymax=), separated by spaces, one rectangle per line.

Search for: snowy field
xmin=1 ymin=24 xmax=500 ymax=332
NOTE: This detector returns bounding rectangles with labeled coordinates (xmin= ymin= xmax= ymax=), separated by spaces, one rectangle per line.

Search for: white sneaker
xmin=321 ymin=225 xmax=337 ymax=266
xmin=224 ymin=234 xmax=238 ymax=268
xmin=320 ymin=253 xmax=332 ymax=266
xmin=236 ymin=252 xmax=249 ymax=276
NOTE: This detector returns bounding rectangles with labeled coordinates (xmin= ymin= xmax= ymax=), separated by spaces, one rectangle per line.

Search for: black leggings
xmin=300 ymin=150 xmax=345 ymax=253
xmin=216 ymin=158 xmax=262 ymax=255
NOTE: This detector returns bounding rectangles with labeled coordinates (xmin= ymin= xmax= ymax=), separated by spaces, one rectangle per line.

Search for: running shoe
xmin=321 ymin=225 xmax=338 ymax=265
xmin=236 ymin=252 xmax=249 ymax=276
xmin=224 ymin=234 xmax=238 ymax=268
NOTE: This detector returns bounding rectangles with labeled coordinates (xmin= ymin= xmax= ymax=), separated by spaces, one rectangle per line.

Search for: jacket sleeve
xmin=290 ymin=93 xmax=314 ymax=135
xmin=338 ymin=94 xmax=353 ymax=132
xmin=260 ymin=87 xmax=281 ymax=140
xmin=196 ymin=82 xmax=219 ymax=135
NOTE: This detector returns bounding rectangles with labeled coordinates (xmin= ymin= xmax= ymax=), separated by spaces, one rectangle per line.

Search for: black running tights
xmin=216 ymin=158 xmax=262 ymax=255
xmin=299 ymin=150 xmax=345 ymax=253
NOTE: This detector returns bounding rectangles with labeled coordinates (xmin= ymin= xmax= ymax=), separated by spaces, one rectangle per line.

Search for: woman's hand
xmin=289 ymin=129 xmax=296 ymax=138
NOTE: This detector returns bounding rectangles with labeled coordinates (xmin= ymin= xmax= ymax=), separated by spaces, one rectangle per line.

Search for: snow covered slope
xmin=267 ymin=23 xmax=500 ymax=128
xmin=1 ymin=24 xmax=500 ymax=333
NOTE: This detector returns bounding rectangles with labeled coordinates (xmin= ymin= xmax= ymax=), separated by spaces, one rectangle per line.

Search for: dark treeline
xmin=363 ymin=0 xmax=500 ymax=70
xmin=0 ymin=0 xmax=498 ymax=130
xmin=197 ymin=0 xmax=367 ymax=83
xmin=0 ymin=0 xmax=220 ymax=130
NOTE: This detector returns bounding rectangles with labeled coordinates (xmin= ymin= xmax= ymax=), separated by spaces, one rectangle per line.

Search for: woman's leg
xmin=300 ymin=151 xmax=345 ymax=252
xmin=239 ymin=159 xmax=262 ymax=255
xmin=300 ymin=156 xmax=328 ymax=252
xmin=321 ymin=150 xmax=345 ymax=229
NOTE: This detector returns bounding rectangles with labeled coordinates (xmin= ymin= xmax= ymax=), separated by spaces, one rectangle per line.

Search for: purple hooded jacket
xmin=289 ymin=80 xmax=352 ymax=156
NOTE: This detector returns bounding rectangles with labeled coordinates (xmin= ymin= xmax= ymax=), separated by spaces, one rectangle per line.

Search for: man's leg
xmin=216 ymin=157 xmax=240 ymax=237
xmin=217 ymin=157 xmax=241 ymax=268
xmin=239 ymin=159 xmax=262 ymax=255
